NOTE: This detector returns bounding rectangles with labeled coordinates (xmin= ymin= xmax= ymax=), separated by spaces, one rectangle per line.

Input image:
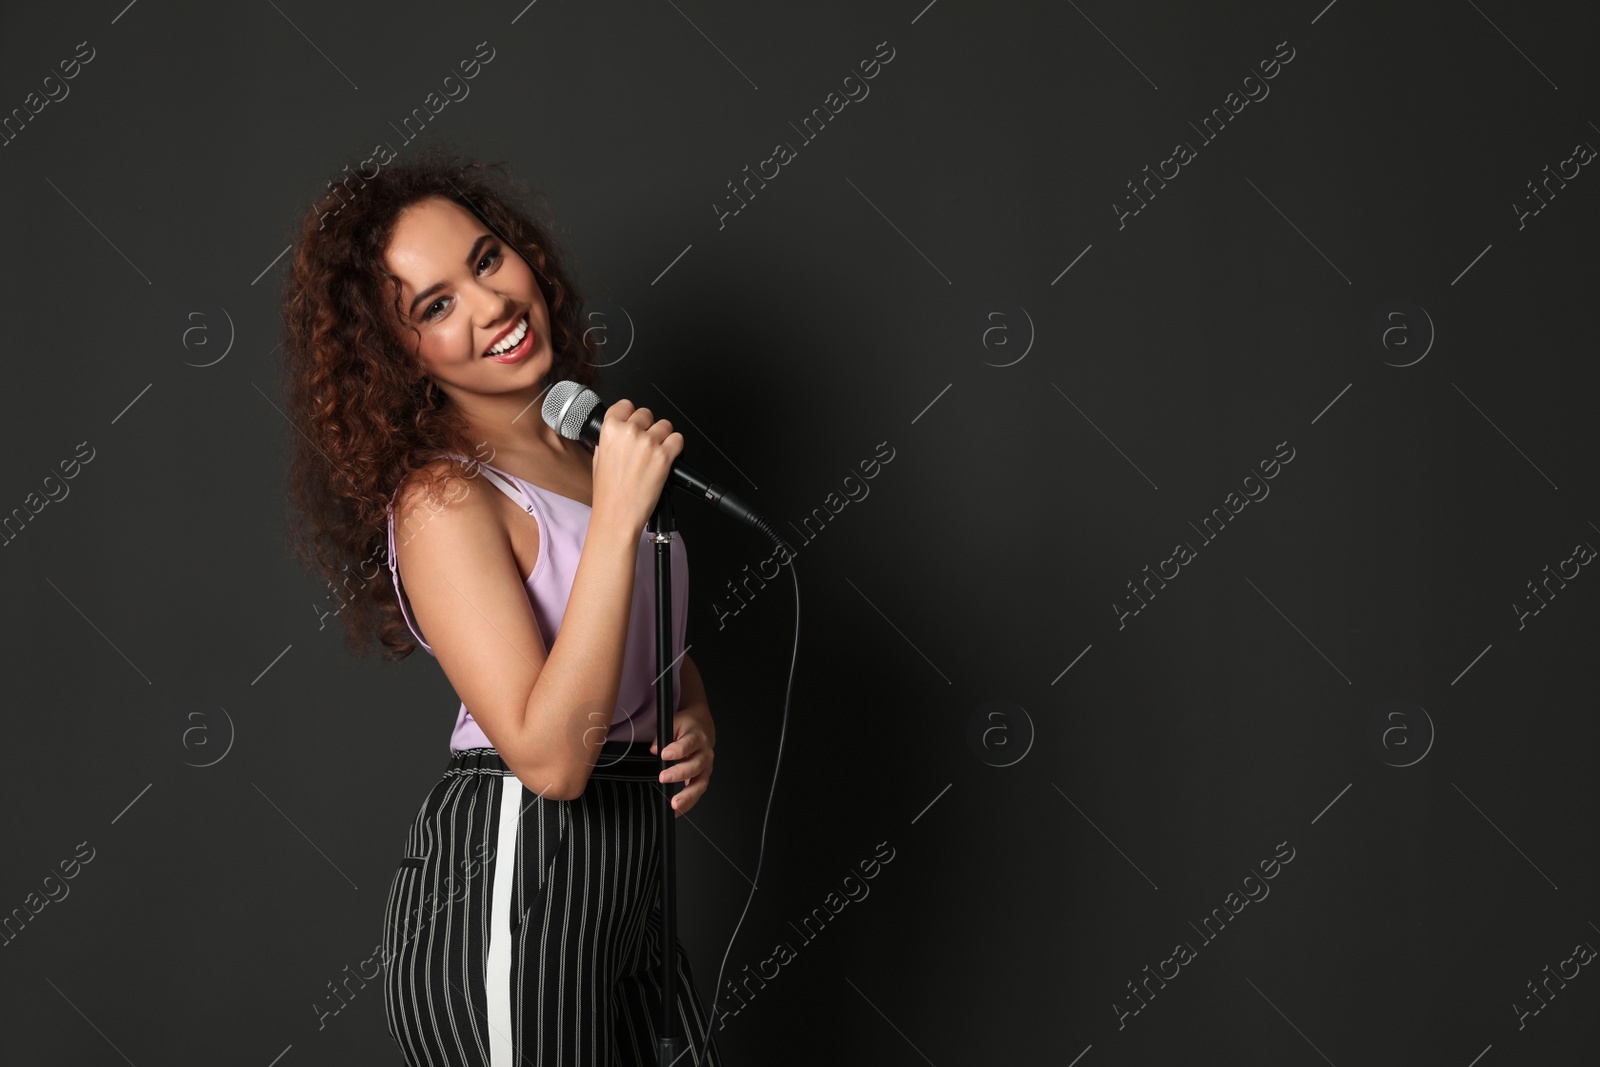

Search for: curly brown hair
xmin=277 ymin=145 xmax=603 ymax=661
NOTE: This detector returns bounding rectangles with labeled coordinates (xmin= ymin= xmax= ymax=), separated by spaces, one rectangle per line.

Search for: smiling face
xmin=384 ymin=195 xmax=553 ymax=399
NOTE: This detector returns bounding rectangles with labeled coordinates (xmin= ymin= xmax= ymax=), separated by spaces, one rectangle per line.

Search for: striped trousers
xmin=381 ymin=744 xmax=723 ymax=1066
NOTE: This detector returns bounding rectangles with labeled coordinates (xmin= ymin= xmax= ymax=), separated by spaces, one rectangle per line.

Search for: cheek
xmin=512 ymin=258 xmax=544 ymax=304
xmin=423 ymin=321 xmax=475 ymax=362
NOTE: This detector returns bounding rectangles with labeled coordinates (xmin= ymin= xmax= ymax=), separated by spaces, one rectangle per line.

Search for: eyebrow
xmin=407 ymin=233 xmax=496 ymax=318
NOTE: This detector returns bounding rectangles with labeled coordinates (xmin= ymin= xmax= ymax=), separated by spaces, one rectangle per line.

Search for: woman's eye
xmin=422 ymin=248 xmax=501 ymax=322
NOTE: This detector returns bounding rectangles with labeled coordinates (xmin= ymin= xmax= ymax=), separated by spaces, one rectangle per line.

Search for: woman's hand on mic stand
xmin=652 ymin=654 xmax=715 ymax=817
xmin=652 ymin=708 xmax=714 ymax=817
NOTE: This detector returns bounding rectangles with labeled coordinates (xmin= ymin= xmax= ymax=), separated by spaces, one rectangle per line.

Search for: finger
xmin=659 ymin=753 xmax=708 ymax=782
xmin=662 ymin=757 xmax=704 ymax=784
xmin=672 ymin=779 xmax=707 ymax=816
xmin=656 ymin=726 xmax=694 ymax=758
xmin=661 ymin=732 xmax=699 ymax=761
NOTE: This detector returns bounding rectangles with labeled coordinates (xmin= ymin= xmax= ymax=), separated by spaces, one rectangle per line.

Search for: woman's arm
xmin=677 ymin=653 xmax=714 ymax=747
xmin=394 ymin=465 xmax=641 ymax=801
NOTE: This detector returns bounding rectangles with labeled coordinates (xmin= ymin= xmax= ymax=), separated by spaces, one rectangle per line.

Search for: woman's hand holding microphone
xmin=588 ymin=398 xmax=684 ymax=537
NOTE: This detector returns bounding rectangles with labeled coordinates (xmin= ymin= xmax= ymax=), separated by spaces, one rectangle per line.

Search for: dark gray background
xmin=3 ymin=0 xmax=1598 ymax=1063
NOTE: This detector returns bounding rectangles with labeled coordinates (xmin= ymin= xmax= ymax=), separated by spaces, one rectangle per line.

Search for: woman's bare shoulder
xmin=392 ymin=456 xmax=499 ymax=539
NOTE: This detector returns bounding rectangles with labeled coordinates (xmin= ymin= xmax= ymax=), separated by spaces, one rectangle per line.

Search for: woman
xmin=280 ymin=148 xmax=722 ymax=1066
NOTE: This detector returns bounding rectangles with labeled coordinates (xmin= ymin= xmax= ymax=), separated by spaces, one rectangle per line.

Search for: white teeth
xmin=486 ymin=314 xmax=528 ymax=355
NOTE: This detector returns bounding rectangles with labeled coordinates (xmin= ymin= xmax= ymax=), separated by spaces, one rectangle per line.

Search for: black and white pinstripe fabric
xmin=382 ymin=744 xmax=722 ymax=1066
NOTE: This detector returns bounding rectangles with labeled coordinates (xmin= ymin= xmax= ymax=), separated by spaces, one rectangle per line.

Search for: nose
xmin=473 ymin=285 xmax=517 ymax=328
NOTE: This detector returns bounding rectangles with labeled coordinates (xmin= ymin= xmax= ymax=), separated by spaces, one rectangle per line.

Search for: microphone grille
xmin=542 ymin=380 xmax=601 ymax=440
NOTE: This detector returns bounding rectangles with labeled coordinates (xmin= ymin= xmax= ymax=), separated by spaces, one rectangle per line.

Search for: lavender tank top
xmin=384 ymin=451 xmax=688 ymax=753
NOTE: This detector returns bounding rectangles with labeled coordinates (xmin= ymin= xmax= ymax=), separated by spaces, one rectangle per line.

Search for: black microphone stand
xmin=648 ymin=486 xmax=688 ymax=1067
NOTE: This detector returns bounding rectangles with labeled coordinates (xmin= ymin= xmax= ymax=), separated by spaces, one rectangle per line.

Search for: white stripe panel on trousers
xmin=487 ymin=774 xmax=521 ymax=1066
